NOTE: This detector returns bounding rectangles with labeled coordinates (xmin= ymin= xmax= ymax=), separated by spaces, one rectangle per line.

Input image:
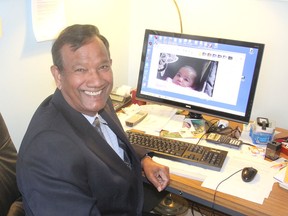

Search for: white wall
xmin=0 ymin=0 xmax=132 ymax=150
xmin=1 ymin=0 xmax=288 ymax=150
xmin=65 ymin=0 xmax=131 ymax=87
xmin=127 ymin=0 xmax=288 ymax=129
xmin=0 ymin=0 xmax=55 ymax=150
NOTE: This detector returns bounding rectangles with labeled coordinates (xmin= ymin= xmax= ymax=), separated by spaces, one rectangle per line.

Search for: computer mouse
xmin=241 ymin=167 xmax=257 ymax=182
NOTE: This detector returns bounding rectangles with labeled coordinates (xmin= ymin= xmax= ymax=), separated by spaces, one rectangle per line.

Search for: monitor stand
xmin=188 ymin=112 xmax=203 ymax=119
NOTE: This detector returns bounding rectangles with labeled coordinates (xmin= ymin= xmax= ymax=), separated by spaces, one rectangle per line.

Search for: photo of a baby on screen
xmin=166 ymin=65 xmax=198 ymax=89
xmin=157 ymin=53 xmax=219 ymax=97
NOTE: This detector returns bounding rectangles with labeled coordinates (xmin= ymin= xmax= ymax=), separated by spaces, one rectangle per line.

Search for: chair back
xmin=0 ymin=113 xmax=24 ymax=216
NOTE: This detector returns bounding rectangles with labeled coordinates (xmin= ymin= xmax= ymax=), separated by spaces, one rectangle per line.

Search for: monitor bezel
xmin=136 ymin=29 xmax=265 ymax=124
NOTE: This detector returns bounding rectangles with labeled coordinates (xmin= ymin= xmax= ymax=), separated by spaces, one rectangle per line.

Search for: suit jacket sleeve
xmin=17 ymin=131 xmax=103 ymax=216
xmin=132 ymin=145 xmax=153 ymax=160
xmin=17 ymin=91 xmax=144 ymax=216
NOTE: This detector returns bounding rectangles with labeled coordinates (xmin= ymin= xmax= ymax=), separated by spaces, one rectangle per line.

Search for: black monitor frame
xmin=136 ymin=29 xmax=265 ymax=124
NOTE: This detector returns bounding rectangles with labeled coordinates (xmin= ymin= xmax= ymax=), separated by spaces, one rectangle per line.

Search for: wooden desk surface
xmin=169 ymin=174 xmax=288 ymax=216
xmin=168 ymin=116 xmax=288 ymax=216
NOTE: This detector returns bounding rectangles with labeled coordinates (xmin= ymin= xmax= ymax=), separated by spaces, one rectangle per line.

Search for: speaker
xmin=153 ymin=193 xmax=189 ymax=216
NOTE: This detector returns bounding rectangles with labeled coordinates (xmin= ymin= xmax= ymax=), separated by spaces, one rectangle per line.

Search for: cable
xmin=194 ymin=118 xmax=219 ymax=146
xmin=211 ymin=168 xmax=243 ymax=215
xmin=242 ymin=142 xmax=256 ymax=147
xmin=172 ymin=0 xmax=183 ymax=33
xmin=203 ymin=118 xmax=219 ymax=129
xmin=206 ymin=120 xmax=243 ymax=139
xmin=190 ymin=201 xmax=205 ymax=216
xmin=194 ymin=132 xmax=207 ymax=146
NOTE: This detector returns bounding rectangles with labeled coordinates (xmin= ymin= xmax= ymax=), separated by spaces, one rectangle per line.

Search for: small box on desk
xmin=249 ymin=120 xmax=275 ymax=144
xmin=265 ymin=141 xmax=281 ymax=160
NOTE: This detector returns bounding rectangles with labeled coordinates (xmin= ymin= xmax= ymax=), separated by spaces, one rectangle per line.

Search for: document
xmin=31 ymin=0 xmax=66 ymax=42
xmin=201 ymin=153 xmax=277 ymax=204
xmin=119 ymin=104 xmax=177 ymax=133
xmin=274 ymin=165 xmax=288 ymax=190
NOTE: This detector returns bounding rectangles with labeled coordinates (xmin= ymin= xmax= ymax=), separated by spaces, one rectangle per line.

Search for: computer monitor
xmin=136 ymin=29 xmax=265 ymax=123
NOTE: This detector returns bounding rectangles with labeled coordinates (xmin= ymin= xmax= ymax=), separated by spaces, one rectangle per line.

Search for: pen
xmin=271 ymin=160 xmax=288 ymax=170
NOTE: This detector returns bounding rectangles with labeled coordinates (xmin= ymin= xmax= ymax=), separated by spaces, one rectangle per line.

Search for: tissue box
xmin=249 ymin=121 xmax=275 ymax=144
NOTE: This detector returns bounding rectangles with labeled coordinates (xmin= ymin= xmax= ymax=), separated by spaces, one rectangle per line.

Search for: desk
xmin=121 ymin=107 xmax=288 ymax=215
xmin=167 ymin=173 xmax=288 ymax=216
xmin=165 ymin=125 xmax=288 ymax=216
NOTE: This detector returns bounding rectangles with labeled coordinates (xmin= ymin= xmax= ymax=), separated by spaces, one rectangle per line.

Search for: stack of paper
xmin=119 ymin=104 xmax=177 ymax=133
xmin=201 ymin=153 xmax=276 ymax=204
xmin=274 ymin=166 xmax=288 ymax=190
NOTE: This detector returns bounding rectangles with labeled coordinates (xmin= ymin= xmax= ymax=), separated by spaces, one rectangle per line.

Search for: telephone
xmin=110 ymin=92 xmax=131 ymax=111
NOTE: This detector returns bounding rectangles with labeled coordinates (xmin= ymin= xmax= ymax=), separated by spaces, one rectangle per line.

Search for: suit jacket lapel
xmin=51 ymin=89 xmax=134 ymax=177
xmin=100 ymin=103 xmax=139 ymax=164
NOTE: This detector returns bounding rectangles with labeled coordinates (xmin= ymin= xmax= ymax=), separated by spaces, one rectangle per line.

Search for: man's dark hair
xmin=51 ymin=24 xmax=110 ymax=71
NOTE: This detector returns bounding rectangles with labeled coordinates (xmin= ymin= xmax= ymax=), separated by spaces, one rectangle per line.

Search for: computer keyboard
xmin=127 ymin=131 xmax=228 ymax=171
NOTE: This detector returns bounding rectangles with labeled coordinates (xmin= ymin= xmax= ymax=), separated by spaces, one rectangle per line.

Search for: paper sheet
xmin=162 ymin=114 xmax=185 ymax=132
xmin=201 ymin=153 xmax=277 ymax=204
xmin=119 ymin=104 xmax=177 ymax=133
xmin=31 ymin=0 xmax=66 ymax=42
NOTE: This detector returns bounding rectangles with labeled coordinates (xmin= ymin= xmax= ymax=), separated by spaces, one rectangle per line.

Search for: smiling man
xmin=16 ymin=24 xmax=169 ymax=216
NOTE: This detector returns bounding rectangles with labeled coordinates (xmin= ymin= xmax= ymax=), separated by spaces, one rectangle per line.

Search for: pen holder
xmin=265 ymin=141 xmax=281 ymax=161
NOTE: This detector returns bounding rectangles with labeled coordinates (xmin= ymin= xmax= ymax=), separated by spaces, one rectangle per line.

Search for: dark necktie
xmin=93 ymin=117 xmax=131 ymax=169
xmin=118 ymin=138 xmax=132 ymax=169
xmin=93 ymin=117 xmax=105 ymax=138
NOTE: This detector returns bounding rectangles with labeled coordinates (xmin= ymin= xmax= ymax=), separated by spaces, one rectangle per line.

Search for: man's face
xmin=51 ymin=37 xmax=113 ymax=116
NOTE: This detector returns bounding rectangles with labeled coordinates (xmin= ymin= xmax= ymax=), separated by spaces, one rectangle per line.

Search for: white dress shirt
xmin=83 ymin=113 xmax=124 ymax=160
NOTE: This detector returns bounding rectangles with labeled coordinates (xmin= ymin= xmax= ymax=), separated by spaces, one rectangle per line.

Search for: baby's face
xmin=172 ymin=67 xmax=196 ymax=87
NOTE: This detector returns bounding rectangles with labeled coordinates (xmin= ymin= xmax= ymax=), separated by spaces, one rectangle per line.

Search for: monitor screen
xmin=136 ymin=29 xmax=265 ymax=123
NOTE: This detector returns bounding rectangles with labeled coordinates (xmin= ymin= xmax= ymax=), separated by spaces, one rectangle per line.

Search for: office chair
xmin=0 ymin=113 xmax=25 ymax=216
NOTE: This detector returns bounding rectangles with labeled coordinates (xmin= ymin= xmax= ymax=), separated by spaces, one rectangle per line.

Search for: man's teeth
xmin=85 ymin=90 xmax=101 ymax=96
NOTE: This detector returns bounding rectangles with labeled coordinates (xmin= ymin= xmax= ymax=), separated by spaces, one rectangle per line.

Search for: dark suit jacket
xmin=16 ymin=89 xmax=149 ymax=216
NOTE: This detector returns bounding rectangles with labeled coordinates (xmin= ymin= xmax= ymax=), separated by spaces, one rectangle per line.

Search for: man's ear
xmin=50 ymin=65 xmax=62 ymax=90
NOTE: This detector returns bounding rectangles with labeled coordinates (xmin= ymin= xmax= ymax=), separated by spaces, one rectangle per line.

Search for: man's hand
xmin=141 ymin=156 xmax=170 ymax=192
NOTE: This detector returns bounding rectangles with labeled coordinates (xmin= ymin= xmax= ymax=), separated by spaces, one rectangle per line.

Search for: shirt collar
xmin=82 ymin=113 xmax=107 ymax=125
